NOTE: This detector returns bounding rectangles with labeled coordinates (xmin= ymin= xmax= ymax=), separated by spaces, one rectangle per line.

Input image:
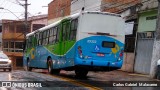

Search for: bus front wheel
xmin=75 ymin=69 xmax=88 ymax=77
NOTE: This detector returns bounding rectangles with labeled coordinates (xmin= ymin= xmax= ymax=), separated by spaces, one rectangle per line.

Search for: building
xmin=2 ymin=15 xmax=48 ymax=69
xmin=48 ymin=0 xmax=71 ymax=24
xmin=134 ymin=0 xmax=158 ymax=76
xmin=71 ymin=0 xmax=101 ymax=14
xmin=0 ymin=20 xmax=2 ymax=50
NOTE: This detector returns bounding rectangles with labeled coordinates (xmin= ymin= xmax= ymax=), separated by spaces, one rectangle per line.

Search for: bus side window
xmin=42 ymin=31 xmax=47 ymax=45
xmin=62 ymin=21 xmax=70 ymax=41
xmin=53 ymin=27 xmax=57 ymax=43
xmin=39 ymin=32 xmax=43 ymax=45
xmin=46 ymin=30 xmax=49 ymax=45
xmin=28 ymin=36 xmax=32 ymax=48
xmin=56 ymin=25 xmax=60 ymax=42
xmin=25 ymin=39 xmax=28 ymax=49
xmin=70 ymin=19 xmax=78 ymax=40
xmin=62 ymin=23 xmax=66 ymax=41
xmin=49 ymin=28 xmax=53 ymax=44
xmin=35 ymin=33 xmax=39 ymax=46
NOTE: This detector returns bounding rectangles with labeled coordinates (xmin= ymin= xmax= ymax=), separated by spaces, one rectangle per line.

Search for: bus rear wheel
xmin=47 ymin=59 xmax=60 ymax=74
xmin=75 ymin=69 xmax=88 ymax=77
xmin=48 ymin=60 xmax=53 ymax=74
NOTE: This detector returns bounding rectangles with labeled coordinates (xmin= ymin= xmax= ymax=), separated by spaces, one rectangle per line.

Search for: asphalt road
xmin=0 ymin=69 xmax=160 ymax=90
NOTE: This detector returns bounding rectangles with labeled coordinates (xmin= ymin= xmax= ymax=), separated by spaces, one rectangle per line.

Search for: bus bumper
xmin=74 ymin=57 xmax=123 ymax=71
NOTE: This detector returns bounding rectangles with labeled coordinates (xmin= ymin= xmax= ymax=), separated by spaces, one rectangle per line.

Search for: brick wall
xmin=102 ymin=0 xmax=140 ymax=13
xmin=48 ymin=0 xmax=71 ymax=21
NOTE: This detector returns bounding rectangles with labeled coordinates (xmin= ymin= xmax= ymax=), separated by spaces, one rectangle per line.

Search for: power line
xmin=0 ymin=11 xmax=23 ymax=13
xmin=0 ymin=0 xmax=5 ymax=6
xmin=5 ymin=0 xmax=20 ymax=6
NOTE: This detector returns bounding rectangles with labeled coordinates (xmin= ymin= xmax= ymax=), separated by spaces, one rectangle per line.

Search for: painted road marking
xmin=129 ymin=74 xmax=150 ymax=77
xmin=42 ymin=73 xmax=102 ymax=90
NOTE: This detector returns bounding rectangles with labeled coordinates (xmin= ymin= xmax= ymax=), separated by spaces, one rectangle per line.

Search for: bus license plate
xmin=97 ymin=53 xmax=105 ymax=57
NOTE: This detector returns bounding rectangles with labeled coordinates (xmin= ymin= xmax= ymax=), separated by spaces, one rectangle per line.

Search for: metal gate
xmin=134 ymin=32 xmax=154 ymax=74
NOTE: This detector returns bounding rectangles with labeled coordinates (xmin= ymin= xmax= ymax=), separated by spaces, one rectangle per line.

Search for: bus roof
xmin=26 ymin=11 xmax=121 ymax=37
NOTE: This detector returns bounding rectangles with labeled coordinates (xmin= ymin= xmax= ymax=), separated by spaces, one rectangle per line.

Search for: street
xmin=0 ymin=69 xmax=160 ymax=90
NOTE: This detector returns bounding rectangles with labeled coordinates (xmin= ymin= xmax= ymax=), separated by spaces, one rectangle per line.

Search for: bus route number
xmin=87 ymin=40 xmax=97 ymax=44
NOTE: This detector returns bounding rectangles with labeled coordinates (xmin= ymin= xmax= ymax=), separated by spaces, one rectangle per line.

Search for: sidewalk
xmin=88 ymin=70 xmax=159 ymax=81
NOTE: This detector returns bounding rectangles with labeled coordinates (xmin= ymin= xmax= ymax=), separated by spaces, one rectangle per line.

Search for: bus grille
xmin=0 ymin=61 xmax=8 ymax=64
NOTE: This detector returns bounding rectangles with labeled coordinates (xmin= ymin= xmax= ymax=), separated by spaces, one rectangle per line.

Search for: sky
xmin=0 ymin=0 xmax=52 ymax=20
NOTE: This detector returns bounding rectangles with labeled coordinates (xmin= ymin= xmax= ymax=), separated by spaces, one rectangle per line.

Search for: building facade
xmin=48 ymin=0 xmax=71 ymax=24
xmin=71 ymin=0 xmax=101 ymax=14
xmin=135 ymin=0 xmax=158 ymax=76
xmin=0 ymin=21 xmax=2 ymax=50
xmin=2 ymin=15 xmax=48 ymax=69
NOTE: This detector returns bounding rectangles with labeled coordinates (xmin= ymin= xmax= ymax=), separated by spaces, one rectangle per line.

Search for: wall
xmin=31 ymin=18 xmax=48 ymax=32
xmin=71 ymin=0 xmax=101 ymax=14
xmin=48 ymin=0 xmax=71 ymax=23
xmin=138 ymin=10 xmax=157 ymax=32
xmin=101 ymin=0 xmax=140 ymax=13
xmin=121 ymin=53 xmax=135 ymax=72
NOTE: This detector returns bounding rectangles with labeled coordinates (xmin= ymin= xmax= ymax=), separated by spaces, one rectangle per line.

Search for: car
xmin=0 ymin=52 xmax=12 ymax=71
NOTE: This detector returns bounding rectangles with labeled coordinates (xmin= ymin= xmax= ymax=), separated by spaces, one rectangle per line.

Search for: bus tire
xmin=47 ymin=60 xmax=53 ymax=74
xmin=75 ymin=69 xmax=88 ymax=77
xmin=27 ymin=59 xmax=32 ymax=71
xmin=47 ymin=59 xmax=60 ymax=74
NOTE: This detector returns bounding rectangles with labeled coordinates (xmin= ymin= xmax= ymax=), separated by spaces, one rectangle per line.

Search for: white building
xmin=71 ymin=0 xmax=102 ymax=14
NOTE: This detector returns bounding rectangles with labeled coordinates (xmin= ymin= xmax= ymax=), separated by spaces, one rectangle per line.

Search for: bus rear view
xmin=75 ymin=12 xmax=125 ymax=75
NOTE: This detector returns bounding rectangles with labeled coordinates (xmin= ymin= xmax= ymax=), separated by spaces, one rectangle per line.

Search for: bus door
xmin=61 ymin=20 xmax=70 ymax=58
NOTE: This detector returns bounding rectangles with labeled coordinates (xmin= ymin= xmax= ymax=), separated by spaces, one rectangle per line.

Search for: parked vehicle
xmin=157 ymin=59 xmax=160 ymax=80
xmin=0 ymin=52 xmax=12 ymax=71
xmin=23 ymin=11 xmax=125 ymax=77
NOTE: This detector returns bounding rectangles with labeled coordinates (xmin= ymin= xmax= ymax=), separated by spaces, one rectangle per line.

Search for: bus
xmin=23 ymin=11 xmax=125 ymax=77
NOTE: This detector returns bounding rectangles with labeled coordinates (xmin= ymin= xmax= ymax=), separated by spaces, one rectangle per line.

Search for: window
xmin=16 ymin=25 xmax=25 ymax=33
xmin=62 ymin=21 xmax=70 ymax=41
xmin=70 ymin=19 xmax=78 ymax=40
xmin=15 ymin=42 xmax=23 ymax=52
xmin=9 ymin=42 xmax=14 ymax=52
xmin=48 ymin=26 xmax=60 ymax=44
xmin=35 ymin=33 xmax=39 ymax=46
xmin=102 ymin=41 xmax=115 ymax=48
xmin=42 ymin=30 xmax=49 ymax=45
xmin=49 ymin=28 xmax=54 ymax=44
xmin=0 ymin=26 xmax=2 ymax=33
xmin=32 ymin=24 xmax=45 ymax=31
xmin=39 ymin=32 xmax=43 ymax=45
xmin=16 ymin=58 xmax=23 ymax=67
xmin=56 ymin=26 xmax=60 ymax=42
xmin=28 ymin=36 xmax=32 ymax=48
xmin=3 ymin=41 xmax=23 ymax=52
xmin=124 ymin=37 xmax=135 ymax=52
xmin=3 ymin=41 xmax=9 ymax=52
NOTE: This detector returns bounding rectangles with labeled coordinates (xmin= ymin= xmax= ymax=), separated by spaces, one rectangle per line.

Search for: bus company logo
xmin=95 ymin=45 xmax=100 ymax=51
xmin=2 ymin=82 xmax=11 ymax=87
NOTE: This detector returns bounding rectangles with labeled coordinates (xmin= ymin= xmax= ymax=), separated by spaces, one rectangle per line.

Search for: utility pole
xmin=24 ymin=0 xmax=28 ymax=35
xmin=150 ymin=0 xmax=160 ymax=78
